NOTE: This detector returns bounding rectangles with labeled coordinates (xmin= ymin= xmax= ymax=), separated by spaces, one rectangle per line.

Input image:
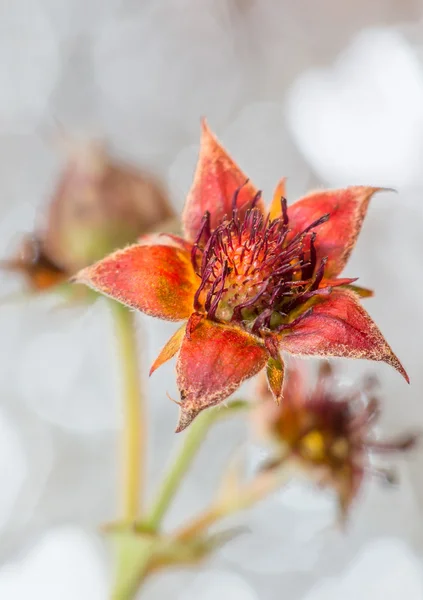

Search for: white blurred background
xmin=1 ymin=0 xmax=423 ymax=598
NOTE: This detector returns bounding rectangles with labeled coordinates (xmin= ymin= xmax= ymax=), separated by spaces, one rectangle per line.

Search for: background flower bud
xmin=41 ymin=139 xmax=176 ymax=273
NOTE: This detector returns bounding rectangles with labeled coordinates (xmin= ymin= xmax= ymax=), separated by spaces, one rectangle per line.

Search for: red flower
xmin=75 ymin=120 xmax=408 ymax=431
xmin=254 ymin=361 xmax=417 ymax=517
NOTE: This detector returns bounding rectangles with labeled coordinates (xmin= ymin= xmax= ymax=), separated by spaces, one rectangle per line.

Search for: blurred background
xmin=1 ymin=0 xmax=423 ymax=598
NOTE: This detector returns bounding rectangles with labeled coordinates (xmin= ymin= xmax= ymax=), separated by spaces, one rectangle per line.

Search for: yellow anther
xmin=300 ymin=430 xmax=326 ymax=461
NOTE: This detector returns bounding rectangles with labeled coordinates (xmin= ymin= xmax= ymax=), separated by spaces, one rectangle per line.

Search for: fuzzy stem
xmin=111 ymin=301 xmax=145 ymax=521
xmin=147 ymin=400 xmax=249 ymax=530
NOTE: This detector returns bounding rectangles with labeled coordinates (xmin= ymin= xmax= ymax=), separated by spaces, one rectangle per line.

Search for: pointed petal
xmin=281 ymin=288 xmax=408 ymax=382
xmin=182 ymin=119 xmax=264 ymax=241
xmin=288 ymin=187 xmax=384 ymax=278
xmin=321 ymin=277 xmax=357 ymax=288
xmin=322 ymin=280 xmax=373 ymax=298
xmin=74 ymin=243 xmax=197 ymax=321
xmin=175 ymin=314 xmax=268 ymax=431
xmin=346 ymin=284 xmax=374 ymax=298
xmin=266 ymin=357 xmax=285 ymax=404
xmin=268 ymin=178 xmax=286 ymax=221
xmin=150 ymin=323 xmax=187 ymax=376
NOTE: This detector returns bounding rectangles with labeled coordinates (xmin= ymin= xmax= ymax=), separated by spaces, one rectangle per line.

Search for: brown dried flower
xmin=254 ymin=361 xmax=417 ymax=517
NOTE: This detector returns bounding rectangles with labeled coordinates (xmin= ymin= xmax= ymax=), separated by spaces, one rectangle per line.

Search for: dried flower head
xmin=3 ymin=139 xmax=174 ymax=293
xmin=75 ymin=119 xmax=408 ymax=431
xmin=254 ymin=361 xmax=418 ymax=517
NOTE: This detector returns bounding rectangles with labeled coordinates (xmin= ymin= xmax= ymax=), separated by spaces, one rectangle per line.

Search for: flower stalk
xmin=175 ymin=466 xmax=290 ymax=542
xmin=111 ymin=300 xmax=145 ymax=521
xmin=108 ymin=399 xmax=250 ymax=600
xmin=147 ymin=399 xmax=249 ymax=530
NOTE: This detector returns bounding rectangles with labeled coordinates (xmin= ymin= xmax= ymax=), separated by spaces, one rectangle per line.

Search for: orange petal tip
xmin=149 ymin=324 xmax=186 ymax=376
xmin=266 ymin=357 xmax=285 ymax=404
xmin=269 ymin=178 xmax=287 ymax=221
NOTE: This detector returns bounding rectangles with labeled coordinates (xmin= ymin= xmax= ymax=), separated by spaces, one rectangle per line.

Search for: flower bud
xmin=3 ymin=139 xmax=176 ymax=293
xmin=42 ymin=139 xmax=175 ymax=273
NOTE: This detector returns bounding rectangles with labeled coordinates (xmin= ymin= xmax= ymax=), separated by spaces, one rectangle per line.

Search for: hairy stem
xmin=111 ymin=301 xmax=146 ymax=521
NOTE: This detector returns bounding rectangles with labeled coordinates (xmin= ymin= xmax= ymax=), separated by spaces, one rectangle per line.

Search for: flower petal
xmin=281 ymin=288 xmax=408 ymax=382
xmin=320 ymin=277 xmax=358 ymax=289
xmin=266 ymin=357 xmax=285 ymax=404
xmin=182 ymin=119 xmax=264 ymax=241
xmin=268 ymin=178 xmax=286 ymax=221
xmin=345 ymin=284 xmax=374 ymax=298
xmin=74 ymin=243 xmax=197 ymax=321
xmin=322 ymin=279 xmax=374 ymax=298
xmin=288 ymin=186 xmax=384 ymax=277
xmin=175 ymin=314 xmax=268 ymax=431
xmin=150 ymin=323 xmax=187 ymax=376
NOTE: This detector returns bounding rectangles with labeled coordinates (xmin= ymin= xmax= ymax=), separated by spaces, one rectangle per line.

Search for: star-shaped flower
xmin=75 ymin=120 xmax=408 ymax=431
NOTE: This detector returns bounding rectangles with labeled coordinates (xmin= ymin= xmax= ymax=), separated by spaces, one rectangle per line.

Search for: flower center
xmin=191 ymin=193 xmax=329 ymax=334
xmin=276 ymin=398 xmax=354 ymax=469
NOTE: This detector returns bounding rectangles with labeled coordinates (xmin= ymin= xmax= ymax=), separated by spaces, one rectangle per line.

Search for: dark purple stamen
xmin=191 ymin=190 xmax=331 ymax=332
xmin=280 ymin=197 xmax=288 ymax=226
xmin=231 ymin=182 xmax=247 ymax=210
xmin=251 ymin=190 xmax=263 ymax=209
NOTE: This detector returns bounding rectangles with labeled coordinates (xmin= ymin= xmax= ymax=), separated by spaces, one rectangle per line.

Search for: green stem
xmin=110 ymin=532 xmax=153 ymax=600
xmin=175 ymin=464 xmax=291 ymax=542
xmin=147 ymin=400 xmax=248 ymax=530
xmin=111 ymin=301 xmax=145 ymax=521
